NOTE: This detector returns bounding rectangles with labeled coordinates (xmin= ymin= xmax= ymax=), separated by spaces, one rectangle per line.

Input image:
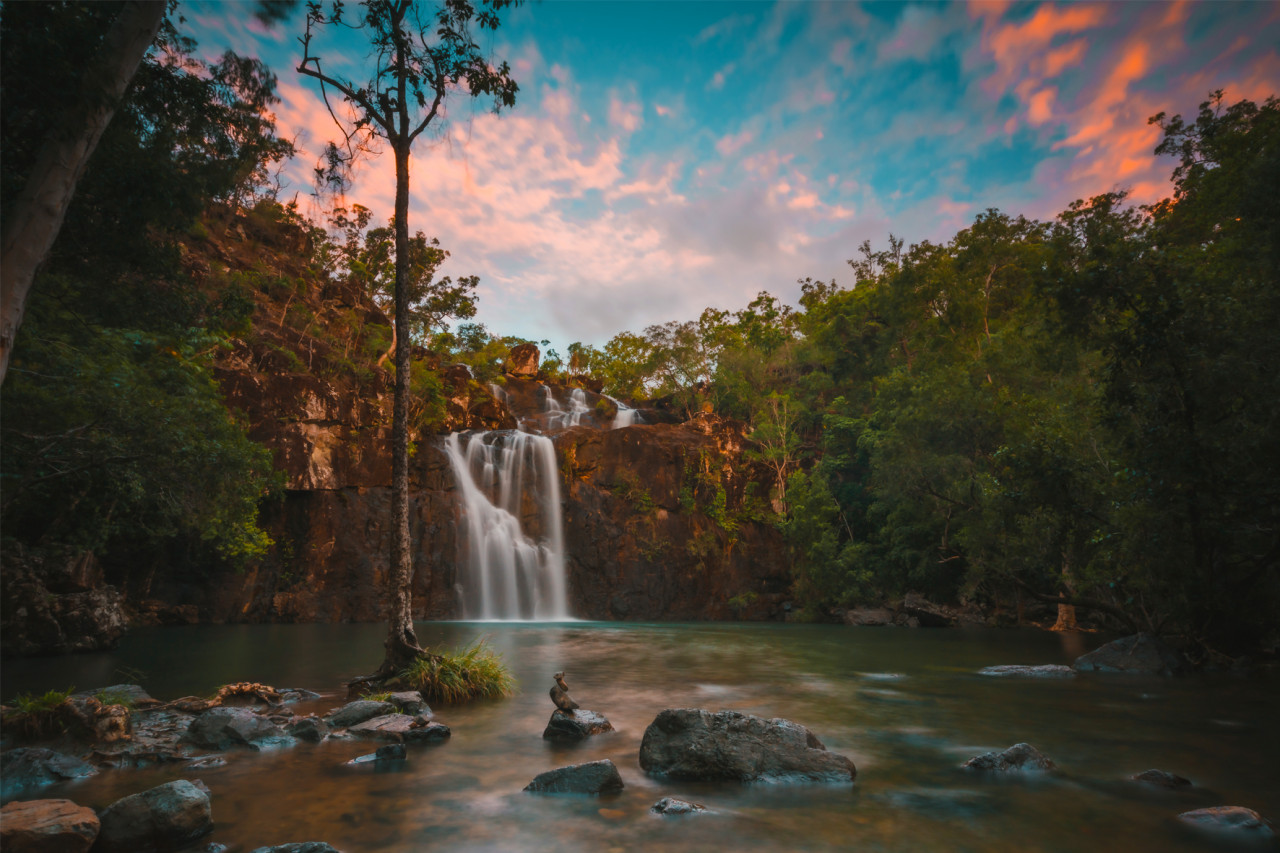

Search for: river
xmin=3 ymin=622 xmax=1278 ymax=851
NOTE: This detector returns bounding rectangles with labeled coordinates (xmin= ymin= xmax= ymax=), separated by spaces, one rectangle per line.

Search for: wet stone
xmin=183 ymin=706 xmax=289 ymax=751
xmin=326 ymin=700 xmax=395 ymax=728
xmin=386 ymin=692 xmax=429 ymax=716
xmin=250 ymin=844 xmax=343 ymax=853
xmin=348 ymin=713 xmax=450 ymax=744
xmin=1131 ymin=769 xmax=1191 ymax=789
xmin=543 ymin=709 xmax=614 ymax=741
xmin=0 ymin=747 xmax=97 ymax=799
xmin=0 ymin=798 xmax=100 ymax=853
xmin=286 ymin=715 xmax=330 ymax=743
xmin=96 ymin=779 xmax=213 ymax=853
xmin=1178 ymin=806 xmax=1275 ymax=839
xmin=963 ymin=743 xmax=1056 ymax=773
xmin=524 ymin=759 xmax=624 ymax=795
xmin=651 ymin=797 xmax=709 ymax=816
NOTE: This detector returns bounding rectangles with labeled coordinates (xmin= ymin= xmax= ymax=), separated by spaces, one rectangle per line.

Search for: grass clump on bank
xmin=7 ymin=688 xmax=73 ymax=740
xmin=400 ymin=638 xmax=515 ymax=704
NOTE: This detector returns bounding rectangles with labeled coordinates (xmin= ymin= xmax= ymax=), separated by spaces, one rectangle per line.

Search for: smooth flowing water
xmin=444 ymin=432 xmax=569 ymax=620
xmin=3 ymin=624 xmax=1277 ymax=852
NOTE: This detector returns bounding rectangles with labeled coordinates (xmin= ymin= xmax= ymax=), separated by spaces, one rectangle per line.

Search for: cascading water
xmin=445 ymin=431 xmax=569 ymax=620
xmin=541 ymin=384 xmax=590 ymax=430
xmin=605 ymin=394 xmax=642 ymax=429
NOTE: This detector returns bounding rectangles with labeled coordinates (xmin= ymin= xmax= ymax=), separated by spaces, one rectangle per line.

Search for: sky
xmin=182 ymin=0 xmax=1280 ymax=352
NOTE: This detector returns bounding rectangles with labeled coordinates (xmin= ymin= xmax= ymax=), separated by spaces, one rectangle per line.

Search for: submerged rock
xmin=96 ymin=779 xmax=213 ymax=853
xmin=0 ymin=798 xmax=100 ymax=853
xmin=276 ymin=688 xmax=322 ymax=704
xmin=963 ymin=743 xmax=1056 ymax=773
xmin=543 ymin=709 xmax=614 ymax=741
xmin=1178 ymin=806 xmax=1275 ymax=839
xmin=326 ymin=700 xmax=395 ymax=728
xmin=651 ymin=797 xmax=710 ymax=816
xmin=0 ymin=747 xmax=97 ymax=799
xmin=1073 ymin=633 xmax=1188 ymax=676
xmin=524 ymin=759 xmax=624 ymax=795
xmin=183 ymin=707 xmax=289 ymax=751
xmin=1131 ymin=769 xmax=1191 ymax=789
xmin=250 ymin=844 xmax=343 ymax=853
xmin=638 ymin=709 xmax=856 ymax=784
xmin=978 ymin=665 xmax=1076 ymax=678
xmin=348 ymin=713 xmax=450 ymax=743
xmin=347 ymin=743 xmax=407 ymax=766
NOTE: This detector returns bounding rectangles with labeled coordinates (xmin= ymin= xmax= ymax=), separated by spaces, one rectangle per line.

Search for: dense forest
xmin=2 ymin=3 xmax=1276 ymax=657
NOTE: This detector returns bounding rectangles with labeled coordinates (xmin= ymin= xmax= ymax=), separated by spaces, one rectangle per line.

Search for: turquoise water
xmin=3 ymin=623 xmax=1278 ymax=851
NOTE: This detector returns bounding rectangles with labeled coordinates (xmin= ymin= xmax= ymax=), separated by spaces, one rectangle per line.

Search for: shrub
xmin=8 ymin=688 xmax=73 ymax=740
xmin=400 ymin=638 xmax=515 ymax=704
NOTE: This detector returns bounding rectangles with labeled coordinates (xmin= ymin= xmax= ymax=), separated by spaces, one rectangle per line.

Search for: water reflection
xmin=3 ymin=623 xmax=1278 ymax=852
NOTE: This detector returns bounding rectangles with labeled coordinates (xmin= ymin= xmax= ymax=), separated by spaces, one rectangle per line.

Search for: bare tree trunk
xmin=0 ymin=0 xmax=166 ymax=385
xmin=379 ymin=138 xmax=423 ymax=677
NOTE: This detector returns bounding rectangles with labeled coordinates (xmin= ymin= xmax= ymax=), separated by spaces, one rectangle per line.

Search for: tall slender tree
xmin=296 ymin=0 xmax=519 ymax=675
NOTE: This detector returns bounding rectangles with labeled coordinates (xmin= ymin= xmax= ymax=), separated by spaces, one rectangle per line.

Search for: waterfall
xmin=605 ymin=394 xmax=643 ymax=429
xmin=445 ymin=431 xmax=570 ymax=620
xmin=541 ymin=384 xmax=590 ymax=430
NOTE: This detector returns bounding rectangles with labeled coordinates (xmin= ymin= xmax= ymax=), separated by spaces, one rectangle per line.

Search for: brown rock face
xmin=0 ymin=546 xmax=126 ymax=657
xmin=505 ymin=342 xmax=540 ymax=377
xmin=0 ymin=799 xmax=100 ymax=853
xmin=558 ymin=418 xmax=790 ymax=620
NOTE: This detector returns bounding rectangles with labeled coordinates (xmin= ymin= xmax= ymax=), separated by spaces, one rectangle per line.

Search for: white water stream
xmin=444 ymin=431 xmax=569 ymax=620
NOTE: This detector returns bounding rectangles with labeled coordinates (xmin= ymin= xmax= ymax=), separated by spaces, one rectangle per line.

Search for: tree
xmin=296 ymin=0 xmax=519 ymax=675
xmin=0 ymin=0 xmax=167 ymax=385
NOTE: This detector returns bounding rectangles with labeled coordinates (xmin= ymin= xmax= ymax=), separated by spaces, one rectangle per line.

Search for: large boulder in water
xmin=543 ymin=709 xmax=614 ymax=741
xmin=524 ymin=759 xmax=624 ymax=795
xmin=1073 ymin=633 xmax=1188 ymax=676
xmin=182 ymin=706 xmax=289 ymax=750
xmin=0 ymin=799 xmax=100 ymax=853
xmin=347 ymin=713 xmax=450 ymax=744
xmin=638 ymin=709 xmax=856 ymax=784
xmin=0 ymin=748 xmax=97 ymax=799
xmin=963 ymin=743 xmax=1056 ymax=773
xmin=96 ymin=780 xmax=213 ymax=853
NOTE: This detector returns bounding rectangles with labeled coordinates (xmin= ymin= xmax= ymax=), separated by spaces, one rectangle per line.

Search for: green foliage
xmin=94 ymin=688 xmax=136 ymax=710
xmin=399 ymin=638 xmax=516 ymax=704
xmin=8 ymin=688 xmax=73 ymax=740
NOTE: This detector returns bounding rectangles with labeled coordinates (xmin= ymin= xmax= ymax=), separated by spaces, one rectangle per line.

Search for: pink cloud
xmin=608 ymin=96 xmax=643 ymax=133
xmin=716 ymin=130 xmax=754 ymax=158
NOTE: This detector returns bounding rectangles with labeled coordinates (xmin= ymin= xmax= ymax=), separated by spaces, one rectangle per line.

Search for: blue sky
xmin=184 ymin=0 xmax=1279 ymax=351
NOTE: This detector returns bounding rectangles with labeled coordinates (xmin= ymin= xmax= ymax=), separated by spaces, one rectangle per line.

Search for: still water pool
xmin=3 ymin=622 xmax=1278 ymax=851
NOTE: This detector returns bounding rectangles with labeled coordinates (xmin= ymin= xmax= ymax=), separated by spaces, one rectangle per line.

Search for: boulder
xmin=95 ymin=779 xmax=213 ymax=853
xmin=638 ymin=709 xmax=856 ymax=784
xmin=523 ymin=759 xmax=624 ymax=795
xmin=1131 ymin=769 xmax=1191 ymax=789
xmin=505 ymin=343 xmax=540 ymax=377
xmin=963 ymin=743 xmax=1056 ymax=773
xmin=0 ymin=547 xmax=128 ymax=657
xmin=542 ymin=709 xmax=614 ymax=742
xmin=843 ymin=608 xmax=893 ymax=627
xmin=275 ymin=688 xmax=321 ymax=704
xmin=347 ymin=713 xmax=450 ymax=744
xmin=978 ymin=665 xmax=1076 ymax=678
xmin=899 ymin=592 xmax=955 ymax=627
xmin=0 ymin=748 xmax=97 ymax=799
xmin=1178 ymin=806 xmax=1274 ymax=839
xmin=74 ymin=684 xmax=154 ymax=706
xmin=325 ymin=700 xmax=395 ymax=728
xmin=285 ymin=716 xmax=329 ymax=743
xmin=0 ymin=799 xmax=100 ymax=853
xmin=1073 ymin=633 xmax=1188 ymax=676
xmin=650 ymin=797 xmax=709 ymax=816
xmin=182 ymin=707 xmax=289 ymax=751
xmin=385 ymin=692 xmax=429 ymax=717
xmin=250 ymin=844 xmax=342 ymax=853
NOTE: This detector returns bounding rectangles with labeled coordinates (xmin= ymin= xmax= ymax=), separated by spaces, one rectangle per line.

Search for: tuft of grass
xmin=8 ymin=688 xmax=73 ymax=740
xmin=400 ymin=638 xmax=516 ymax=704
xmin=363 ymin=691 xmax=394 ymax=702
